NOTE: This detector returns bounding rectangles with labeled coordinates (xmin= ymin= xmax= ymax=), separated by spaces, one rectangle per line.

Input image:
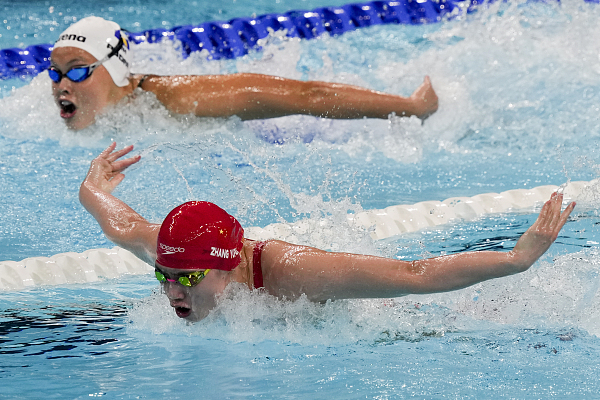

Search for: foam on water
xmin=1 ymin=2 xmax=599 ymax=239
xmin=128 ymin=282 xmax=475 ymax=345
xmin=2 ymin=2 xmax=600 ymax=397
xmin=2 ymin=1 xmax=599 ymax=158
xmin=126 ymin=244 xmax=600 ymax=345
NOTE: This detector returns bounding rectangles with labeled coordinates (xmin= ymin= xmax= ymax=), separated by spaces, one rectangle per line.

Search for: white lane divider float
xmin=1 ymin=180 xmax=596 ymax=291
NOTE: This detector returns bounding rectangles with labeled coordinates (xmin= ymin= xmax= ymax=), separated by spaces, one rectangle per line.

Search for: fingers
xmin=539 ymin=192 xmax=560 ymax=229
xmin=535 ymin=193 xmax=558 ymax=231
xmin=96 ymin=142 xmax=140 ymax=170
xmin=111 ymin=154 xmax=141 ymax=173
xmin=97 ymin=142 xmax=134 ymax=161
xmin=556 ymin=200 xmax=576 ymax=233
xmin=98 ymin=142 xmax=117 ymax=159
xmin=106 ymin=144 xmax=135 ymax=163
xmin=537 ymin=192 xmax=575 ymax=237
xmin=109 ymin=173 xmax=126 ymax=188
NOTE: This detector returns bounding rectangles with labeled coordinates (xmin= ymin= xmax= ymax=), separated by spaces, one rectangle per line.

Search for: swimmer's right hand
xmin=410 ymin=76 xmax=439 ymax=120
xmin=82 ymin=142 xmax=141 ymax=194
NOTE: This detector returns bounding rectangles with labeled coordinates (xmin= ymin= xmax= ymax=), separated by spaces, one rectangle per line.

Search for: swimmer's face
xmin=156 ymin=264 xmax=231 ymax=322
xmin=50 ymin=47 xmax=127 ymax=130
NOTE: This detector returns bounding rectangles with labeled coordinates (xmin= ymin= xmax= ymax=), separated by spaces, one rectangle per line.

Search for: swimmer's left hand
xmin=510 ymin=192 xmax=575 ymax=271
xmin=83 ymin=142 xmax=140 ymax=194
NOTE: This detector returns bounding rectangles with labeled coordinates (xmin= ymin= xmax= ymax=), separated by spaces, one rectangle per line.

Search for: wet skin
xmin=50 ymin=46 xmax=438 ymax=130
xmin=80 ymin=143 xmax=576 ymax=324
xmin=156 ymin=264 xmax=232 ymax=322
xmin=50 ymin=47 xmax=131 ymax=130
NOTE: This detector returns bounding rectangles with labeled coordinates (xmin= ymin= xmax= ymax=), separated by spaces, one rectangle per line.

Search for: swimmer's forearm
xmin=395 ymin=251 xmax=528 ymax=295
xmin=80 ymin=181 xmax=143 ymax=240
xmin=405 ymin=193 xmax=574 ymax=295
xmin=79 ymin=143 xmax=159 ymax=264
xmin=236 ymin=81 xmax=419 ymax=120
xmin=352 ymin=251 xmax=531 ymax=297
xmin=79 ymin=181 xmax=158 ymax=263
xmin=312 ymin=194 xmax=572 ymax=300
xmin=224 ymin=74 xmax=438 ymax=120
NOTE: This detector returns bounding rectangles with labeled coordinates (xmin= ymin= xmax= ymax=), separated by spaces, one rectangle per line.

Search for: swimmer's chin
xmin=61 ymin=113 xmax=96 ymax=131
xmin=176 ymin=307 xmax=210 ymax=322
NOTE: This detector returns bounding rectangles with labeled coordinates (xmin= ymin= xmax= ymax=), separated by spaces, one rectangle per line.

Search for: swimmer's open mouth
xmin=175 ymin=307 xmax=191 ymax=318
xmin=59 ymin=100 xmax=77 ymax=118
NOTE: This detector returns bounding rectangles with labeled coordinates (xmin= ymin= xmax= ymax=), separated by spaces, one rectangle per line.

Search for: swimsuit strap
xmin=252 ymin=241 xmax=267 ymax=289
xmin=137 ymin=74 xmax=150 ymax=89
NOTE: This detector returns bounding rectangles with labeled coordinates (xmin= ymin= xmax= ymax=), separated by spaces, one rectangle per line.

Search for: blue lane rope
xmin=0 ymin=0 xmax=462 ymax=81
xmin=0 ymin=0 xmax=597 ymax=81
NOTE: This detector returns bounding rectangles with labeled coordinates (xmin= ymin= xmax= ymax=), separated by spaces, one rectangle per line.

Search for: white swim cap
xmin=53 ymin=16 xmax=131 ymax=87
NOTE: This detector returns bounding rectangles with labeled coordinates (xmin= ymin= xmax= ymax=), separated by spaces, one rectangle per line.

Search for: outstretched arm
xmin=263 ymin=192 xmax=575 ymax=301
xmin=79 ymin=143 xmax=160 ymax=264
xmin=137 ymin=73 xmax=438 ymax=121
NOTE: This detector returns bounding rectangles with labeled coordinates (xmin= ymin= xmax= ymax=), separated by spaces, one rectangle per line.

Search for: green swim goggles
xmin=154 ymin=268 xmax=211 ymax=287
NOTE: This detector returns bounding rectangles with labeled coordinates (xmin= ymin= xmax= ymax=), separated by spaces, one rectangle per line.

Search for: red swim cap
xmin=156 ymin=201 xmax=244 ymax=270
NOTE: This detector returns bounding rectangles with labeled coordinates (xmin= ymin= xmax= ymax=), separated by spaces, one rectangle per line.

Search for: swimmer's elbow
xmin=103 ymin=219 xmax=145 ymax=244
xmin=103 ymin=222 xmax=134 ymax=246
xmin=105 ymin=223 xmax=156 ymax=265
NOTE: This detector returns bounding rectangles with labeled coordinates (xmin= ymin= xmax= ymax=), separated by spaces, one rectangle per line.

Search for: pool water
xmin=1 ymin=0 xmax=600 ymax=398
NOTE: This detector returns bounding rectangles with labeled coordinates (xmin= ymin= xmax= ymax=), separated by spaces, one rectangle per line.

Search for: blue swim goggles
xmin=48 ymin=35 xmax=125 ymax=83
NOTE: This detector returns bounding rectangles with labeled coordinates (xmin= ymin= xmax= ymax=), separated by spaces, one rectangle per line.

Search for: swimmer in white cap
xmin=50 ymin=16 xmax=439 ymax=130
xmin=79 ymin=143 xmax=575 ymax=322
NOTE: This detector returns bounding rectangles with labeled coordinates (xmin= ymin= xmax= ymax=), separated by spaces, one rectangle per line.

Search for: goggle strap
xmin=48 ymin=34 xmax=124 ymax=83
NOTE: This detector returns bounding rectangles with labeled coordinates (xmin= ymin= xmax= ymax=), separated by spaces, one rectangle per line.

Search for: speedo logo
xmin=160 ymin=243 xmax=185 ymax=255
xmin=210 ymin=247 xmax=239 ymax=259
xmin=57 ymin=34 xmax=87 ymax=43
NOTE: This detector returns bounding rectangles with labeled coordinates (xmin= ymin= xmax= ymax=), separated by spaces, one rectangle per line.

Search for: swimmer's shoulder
xmin=242 ymin=239 xmax=284 ymax=264
xmin=131 ymin=74 xmax=199 ymax=94
xmin=254 ymin=239 xmax=325 ymax=273
xmin=132 ymin=74 xmax=155 ymax=90
xmin=132 ymin=74 xmax=221 ymax=91
xmin=242 ymin=238 xmax=277 ymax=254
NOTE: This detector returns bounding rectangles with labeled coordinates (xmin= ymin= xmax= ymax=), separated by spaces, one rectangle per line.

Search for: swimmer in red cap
xmin=51 ymin=17 xmax=438 ymax=130
xmin=80 ymin=143 xmax=575 ymax=321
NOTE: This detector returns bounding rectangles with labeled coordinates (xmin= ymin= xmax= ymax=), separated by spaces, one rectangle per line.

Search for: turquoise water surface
xmin=1 ymin=0 xmax=600 ymax=398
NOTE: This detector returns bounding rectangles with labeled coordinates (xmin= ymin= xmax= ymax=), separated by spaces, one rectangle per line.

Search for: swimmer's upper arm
xmin=141 ymin=75 xmax=235 ymax=116
xmin=142 ymin=74 xmax=308 ymax=119
xmin=124 ymin=222 xmax=160 ymax=265
xmin=261 ymin=240 xmax=420 ymax=302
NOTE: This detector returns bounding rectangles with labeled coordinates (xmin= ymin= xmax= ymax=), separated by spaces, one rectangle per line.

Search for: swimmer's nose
xmin=163 ymin=280 xmax=186 ymax=300
xmin=55 ymin=77 xmax=73 ymax=94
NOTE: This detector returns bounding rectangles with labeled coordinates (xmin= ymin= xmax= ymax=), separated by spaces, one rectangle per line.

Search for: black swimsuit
xmin=252 ymin=241 xmax=267 ymax=289
xmin=137 ymin=75 xmax=149 ymax=89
